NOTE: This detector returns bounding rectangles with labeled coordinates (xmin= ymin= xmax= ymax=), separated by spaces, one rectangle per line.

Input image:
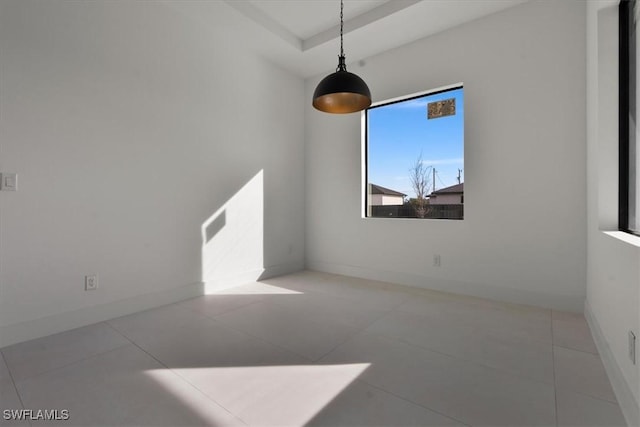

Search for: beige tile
xmin=216 ymin=281 xmax=303 ymax=295
xmin=258 ymin=271 xmax=333 ymax=293
xmin=176 ymin=293 xmax=268 ymax=318
xmin=318 ymin=276 xmax=411 ymax=310
xmin=554 ymin=346 xmax=616 ymax=402
xmin=268 ymin=291 xmax=390 ymax=329
xmin=365 ymin=310 xmax=554 ymax=383
xmin=399 ymin=294 xmax=552 ymax=344
xmin=268 ymin=272 xmax=410 ymax=310
xmin=175 ymin=362 xmax=372 ymax=426
xmin=107 ymin=303 xmax=207 ymax=344
xmin=553 ymin=310 xmax=598 ymax=354
xmin=215 ymin=300 xmax=360 ymax=360
xmin=320 ymin=332 xmax=556 ymax=426
xmin=5 ymin=272 xmax=619 ymax=427
xmin=1 ymin=322 xmax=129 ymax=382
xmin=307 ymin=380 xmax=464 ymax=427
xmin=556 ymin=389 xmax=626 ymax=426
xmin=365 ymin=307 xmax=477 ymax=349
xmin=135 ymin=314 xmax=310 ymax=370
xmin=15 ymin=344 xmax=245 ymax=427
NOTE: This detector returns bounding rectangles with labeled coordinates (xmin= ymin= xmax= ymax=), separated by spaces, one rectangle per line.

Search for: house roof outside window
xmin=430 ymin=183 xmax=464 ymax=196
xmin=369 ymin=184 xmax=407 ymax=197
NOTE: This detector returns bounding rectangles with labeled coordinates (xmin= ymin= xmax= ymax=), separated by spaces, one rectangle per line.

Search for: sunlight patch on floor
xmin=211 ymin=281 xmax=303 ymax=295
xmin=145 ymin=363 xmax=370 ymax=426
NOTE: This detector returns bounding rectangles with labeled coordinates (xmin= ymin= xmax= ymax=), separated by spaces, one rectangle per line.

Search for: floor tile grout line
xmin=182 ymin=282 xmax=397 ymax=365
xmin=270 ymin=272 xmax=415 ymax=305
xmin=204 ymin=276 xmax=404 ymax=364
xmin=169 ymin=303 xmax=321 ymax=365
xmin=551 ymin=343 xmax=618 ymax=403
xmin=1 ymin=322 xmax=136 ymax=383
xmin=104 ymin=286 xmax=471 ymax=427
xmin=311 ymin=286 xmax=559 ymax=389
xmin=353 ymin=377 xmax=472 ymax=427
xmin=211 ymin=319 xmax=317 ymax=364
xmin=552 ymin=343 xmax=599 ymax=356
xmin=1 ymin=349 xmax=30 ymax=426
xmin=178 ymin=295 xmax=281 ymax=322
xmin=108 ymin=298 xmax=449 ymax=425
xmin=5 ymin=339 xmax=133 ymax=387
xmin=265 ymin=273 xmax=551 ymax=319
xmin=554 ymin=385 xmax=621 ymax=405
xmin=265 ymin=292 xmax=404 ymax=319
xmin=3 ymin=273 xmax=609 ymax=426
xmin=333 ymin=302 xmax=620 ymax=412
xmin=352 ymin=325 xmax=557 ymax=388
xmin=203 ymin=295 xmax=383 ymax=363
xmin=102 ymin=322 xmax=251 ymax=427
xmin=190 ymin=275 xmax=408 ymax=329
xmin=307 ymin=269 xmax=555 ymax=314
xmin=165 ymin=301 xmax=319 ymax=364
xmin=386 ymin=293 xmax=415 ymax=312
xmin=379 ymin=295 xmax=556 ymax=377
xmin=551 ymin=307 xmax=559 ymax=427
xmin=551 ymin=309 xmax=599 ymax=355
xmin=107 ymin=296 xmax=325 ymax=367
xmin=312 ymin=305 xmax=400 ymax=363
xmin=153 ymin=371 xmax=251 ymax=427
xmin=274 ymin=286 xmax=406 ymax=311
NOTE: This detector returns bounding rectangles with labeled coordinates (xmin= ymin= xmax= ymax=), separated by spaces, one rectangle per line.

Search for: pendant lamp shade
xmin=313 ymin=61 xmax=371 ymax=114
xmin=312 ymin=0 xmax=372 ymax=114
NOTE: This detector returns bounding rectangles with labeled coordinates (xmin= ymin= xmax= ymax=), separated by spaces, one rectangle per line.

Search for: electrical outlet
xmin=85 ymin=274 xmax=98 ymax=291
xmin=0 ymin=173 xmax=17 ymax=191
xmin=433 ymin=254 xmax=441 ymax=267
xmin=630 ymin=331 xmax=636 ymax=364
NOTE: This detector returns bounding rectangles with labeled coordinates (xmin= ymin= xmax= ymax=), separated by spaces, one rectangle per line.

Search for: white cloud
xmin=420 ymin=158 xmax=464 ymax=166
xmin=387 ymin=99 xmax=429 ymax=109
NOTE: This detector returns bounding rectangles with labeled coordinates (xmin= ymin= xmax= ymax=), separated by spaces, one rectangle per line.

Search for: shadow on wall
xmin=200 ymin=170 xmax=265 ymax=294
xmin=204 ymin=210 xmax=226 ymax=244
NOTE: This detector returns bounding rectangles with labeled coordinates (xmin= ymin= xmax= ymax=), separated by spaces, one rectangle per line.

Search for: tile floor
xmin=0 ymin=271 xmax=627 ymax=427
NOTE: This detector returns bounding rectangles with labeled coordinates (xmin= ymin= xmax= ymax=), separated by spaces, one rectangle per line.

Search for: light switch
xmin=0 ymin=173 xmax=17 ymax=191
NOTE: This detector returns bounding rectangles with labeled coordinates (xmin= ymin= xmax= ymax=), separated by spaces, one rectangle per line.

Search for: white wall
xmin=586 ymin=1 xmax=640 ymax=424
xmin=0 ymin=0 xmax=305 ymax=346
xmin=305 ymin=0 xmax=586 ymax=311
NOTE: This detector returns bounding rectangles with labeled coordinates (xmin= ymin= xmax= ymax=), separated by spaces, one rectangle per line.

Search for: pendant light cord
xmin=312 ymin=0 xmax=371 ymax=113
xmin=337 ymin=0 xmax=346 ymax=71
xmin=340 ymin=0 xmax=344 ymax=58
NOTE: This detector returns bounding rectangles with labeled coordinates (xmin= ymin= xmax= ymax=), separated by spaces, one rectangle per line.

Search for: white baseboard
xmin=260 ymin=259 xmax=305 ymax=280
xmin=306 ymin=260 xmax=583 ymax=312
xmin=0 ymin=281 xmax=204 ymax=349
xmin=585 ymin=301 xmax=639 ymax=427
xmin=0 ymin=260 xmax=304 ymax=349
xmin=203 ymin=260 xmax=304 ymax=293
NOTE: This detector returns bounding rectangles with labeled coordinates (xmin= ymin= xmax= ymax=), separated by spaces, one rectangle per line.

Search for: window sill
xmin=602 ymin=230 xmax=640 ymax=248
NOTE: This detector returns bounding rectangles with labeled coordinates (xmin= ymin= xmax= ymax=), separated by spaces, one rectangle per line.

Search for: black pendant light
xmin=312 ymin=0 xmax=372 ymax=114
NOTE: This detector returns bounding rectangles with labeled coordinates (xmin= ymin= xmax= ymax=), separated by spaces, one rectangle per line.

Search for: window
xmin=364 ymin=84 xmax=464 ymax=220
xmin=620 ymin=0 xmax=639 ymax=235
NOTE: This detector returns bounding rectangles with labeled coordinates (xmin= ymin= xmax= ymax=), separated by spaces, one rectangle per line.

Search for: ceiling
xmin=247 ymin=0 xmax=391 ymax=41
xmin=177 ymin=0 xmax=528 ymax=78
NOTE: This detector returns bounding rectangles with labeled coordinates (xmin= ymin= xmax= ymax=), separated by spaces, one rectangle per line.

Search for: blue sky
xmin=367 ymin=87 xmax=464 ymax=198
